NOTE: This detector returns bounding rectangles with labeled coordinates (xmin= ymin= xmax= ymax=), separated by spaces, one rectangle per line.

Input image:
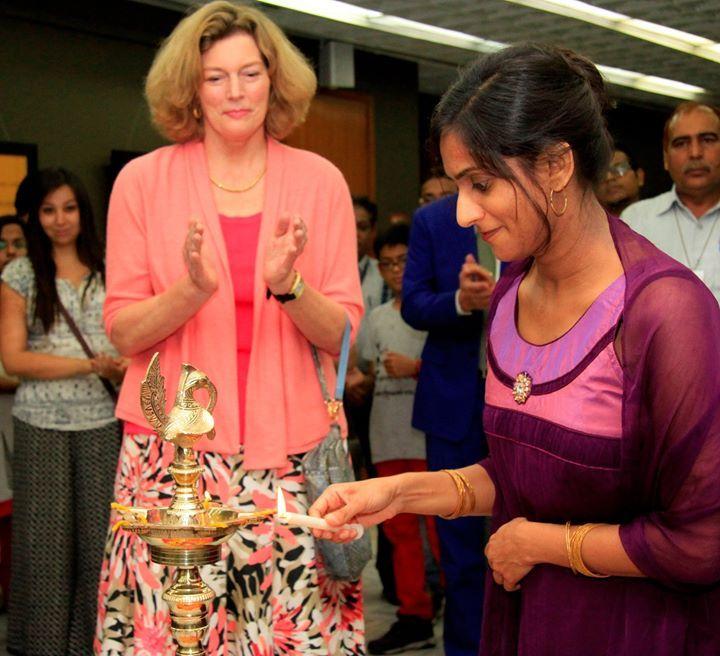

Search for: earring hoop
xmin=192 ymin=106 xmax=202 ymax=120
xmin=549 ymin=189 xmax=568 ymax=216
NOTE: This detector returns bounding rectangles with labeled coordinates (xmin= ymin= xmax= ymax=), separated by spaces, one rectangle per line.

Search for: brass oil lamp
xmin=112 ymin=353 xmax=273 ymax=655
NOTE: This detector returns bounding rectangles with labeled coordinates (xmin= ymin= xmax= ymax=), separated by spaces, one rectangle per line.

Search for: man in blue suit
xmin=402 ymin=193 xmax=495 ymax=656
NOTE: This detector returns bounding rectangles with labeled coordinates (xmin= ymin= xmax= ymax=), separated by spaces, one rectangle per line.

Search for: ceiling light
xmin=258 ymin=0 xmax=504 ymax=52
xmin=258 ymin=0 xmax=381 ymax=23
xmin=256 ymin=0 xmax=707 ymax=100
xmin=505 ymin=0 xmax=720 ymax=63
xmin=598 ymin=65 xmax=706 ymax=100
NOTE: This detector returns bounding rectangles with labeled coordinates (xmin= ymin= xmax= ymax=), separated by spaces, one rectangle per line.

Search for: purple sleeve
xmin=478 ymin=456 xmax=497 ymax=485
xmin=619 ymin=274 xmax=720 ymax=590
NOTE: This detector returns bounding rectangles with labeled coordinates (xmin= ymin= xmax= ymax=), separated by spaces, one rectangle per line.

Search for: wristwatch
xmin=266 ymin=271 xmax=305 ymax=304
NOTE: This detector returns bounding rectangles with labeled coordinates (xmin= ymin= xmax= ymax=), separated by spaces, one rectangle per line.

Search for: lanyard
xmin=673 ymin=205 xmax=720 ymax=270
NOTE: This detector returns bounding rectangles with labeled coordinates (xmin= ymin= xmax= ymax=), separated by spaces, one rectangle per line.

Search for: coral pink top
xmin=219 ymin=212 xmax=262 ymax=443
xmin=104 ymin=138 xmax=363 ymax=469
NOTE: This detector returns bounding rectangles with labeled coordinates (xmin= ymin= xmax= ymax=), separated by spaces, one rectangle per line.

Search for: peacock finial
xmin=140 ymin=354 xmax=217 ymax=448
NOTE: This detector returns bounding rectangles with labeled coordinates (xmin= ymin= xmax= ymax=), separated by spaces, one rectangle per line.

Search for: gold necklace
xmin=209 ymin=166 xmax=266 ymax=193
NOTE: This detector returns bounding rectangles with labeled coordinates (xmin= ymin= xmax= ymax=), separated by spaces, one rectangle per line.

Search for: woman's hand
xmin=91 ymin=353 xmax=129 ymax=383
xmin=485 ymin=517 xmax=535 ymax=592
xmin=308 ymin=477 xmax=402 ymax=543
xmin=382 ymin=352 xmax=419 ymax=378
xmin=264 ymin=214 xmax=308 ymax=294
xmin=183 ymin=219 xmax=218 ymax=296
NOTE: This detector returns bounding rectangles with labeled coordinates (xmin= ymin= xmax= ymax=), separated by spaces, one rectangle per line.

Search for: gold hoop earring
xmin=192 ymin=106 xmax=202 ymax=120
xmin=549 ymin=189 xmax=568 ymax=216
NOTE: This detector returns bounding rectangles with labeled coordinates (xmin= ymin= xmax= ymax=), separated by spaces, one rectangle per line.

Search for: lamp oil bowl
xmin=112 ymin=353 xmax=273 ymax=655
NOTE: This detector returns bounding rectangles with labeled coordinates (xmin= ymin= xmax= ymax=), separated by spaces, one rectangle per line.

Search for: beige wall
xmin=0 ymin=9 xmax=421 ymax=228
xmin=0 ymin=15 xmax=167 ymax=226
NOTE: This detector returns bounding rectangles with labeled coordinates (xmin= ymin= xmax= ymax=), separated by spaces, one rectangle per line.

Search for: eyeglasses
xmin=0 ymin=238 xmax=26 ymax=251
xmin=378 ymin=254 xmax=407 ymax=270
xmin=605 ymin=162 xmax=632 ymax=179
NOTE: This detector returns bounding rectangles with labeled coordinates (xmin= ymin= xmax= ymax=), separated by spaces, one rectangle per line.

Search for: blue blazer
xmin=401 ymin=195 xmax=484 ymax=442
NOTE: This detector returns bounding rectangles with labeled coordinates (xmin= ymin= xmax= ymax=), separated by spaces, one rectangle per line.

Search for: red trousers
xmin=375 ymin=459 xmax=441 ymax=619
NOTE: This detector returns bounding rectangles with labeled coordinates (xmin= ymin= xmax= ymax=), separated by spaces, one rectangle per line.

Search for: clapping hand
xmin=458 ymin=254 xmax=495 ymax=312
xmin=183 ymin=219 xmax=218 ymax=296
xmin=264 ymin=213 xmax=308 ymax=293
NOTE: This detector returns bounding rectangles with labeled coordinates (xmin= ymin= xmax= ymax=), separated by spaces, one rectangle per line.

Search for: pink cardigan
xmin=104 ymin=138 xmax=363 ymax=470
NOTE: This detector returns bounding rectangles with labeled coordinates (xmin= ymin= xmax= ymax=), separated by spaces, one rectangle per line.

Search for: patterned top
xmin=1 ymin=257 xmax=118 ymax=430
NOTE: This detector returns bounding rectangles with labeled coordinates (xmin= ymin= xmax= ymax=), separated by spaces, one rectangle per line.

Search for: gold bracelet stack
xmin=440 ymin=469 xmax=476 ymax=519
xmin=565 ymin=522 xmax=610 ymax=578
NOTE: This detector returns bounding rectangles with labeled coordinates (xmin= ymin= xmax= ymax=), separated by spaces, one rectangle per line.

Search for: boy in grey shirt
xmin=362 ymin=224 xmax=440 ymax=654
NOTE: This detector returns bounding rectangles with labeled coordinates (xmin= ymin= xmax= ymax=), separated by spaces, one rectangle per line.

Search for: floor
xmin=0 ymin=528 xmax=444 ymax=655
xmin=363 ymin=530 xmax=444 ymax=655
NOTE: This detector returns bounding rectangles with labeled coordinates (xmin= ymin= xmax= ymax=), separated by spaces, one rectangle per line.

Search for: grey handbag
xmin=302 ymin=320 xmax=372 ymax=581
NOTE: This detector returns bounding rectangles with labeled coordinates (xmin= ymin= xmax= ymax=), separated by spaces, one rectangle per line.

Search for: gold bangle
xmin=565 ymin=521 xmax=577 ymax=575
xmin=440 ymin=469 xmax=475 ymax=519
xmin=570 ymin=524 xmax=592 ymax=576
xmin=440 ymin=470 xmax=463 ymax=519
xmin=568 ymin=523 xmax=610 ymax=578
xmin=454 ymin=470 xmax=476 ymax=516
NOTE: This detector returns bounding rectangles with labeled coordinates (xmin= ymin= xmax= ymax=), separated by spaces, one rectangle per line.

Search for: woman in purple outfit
xmin=310 ymin=43 xmax=720 ymax=656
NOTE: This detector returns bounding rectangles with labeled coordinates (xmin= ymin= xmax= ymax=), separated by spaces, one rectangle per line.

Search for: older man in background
xmin=623 ymin=102 xmax=720 ymax=304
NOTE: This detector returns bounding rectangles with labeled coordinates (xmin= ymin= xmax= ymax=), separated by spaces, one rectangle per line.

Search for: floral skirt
xmin=95 ymin=428 xmax=365 ymax=655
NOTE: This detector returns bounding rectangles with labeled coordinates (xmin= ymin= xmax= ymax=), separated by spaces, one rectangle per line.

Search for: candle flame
xmin=277 ymin=488 xmax=286 ymax=515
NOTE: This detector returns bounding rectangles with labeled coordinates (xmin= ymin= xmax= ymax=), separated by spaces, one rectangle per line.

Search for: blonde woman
xmin=95 ymin=2 xmax=363 ymax=653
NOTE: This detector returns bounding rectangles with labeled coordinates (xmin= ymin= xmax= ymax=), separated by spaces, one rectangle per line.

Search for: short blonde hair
xmin=145 ymin=1 xmax=317 ymax=143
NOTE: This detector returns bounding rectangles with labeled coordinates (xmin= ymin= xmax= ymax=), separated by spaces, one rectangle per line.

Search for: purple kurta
xmin=479 ymin=215 xmax=720 ymax=655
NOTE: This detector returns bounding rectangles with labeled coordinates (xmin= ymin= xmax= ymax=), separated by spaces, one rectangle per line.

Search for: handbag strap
xmin=311 ymin=318 xmax=351 ymax=420
xmin=57 ymin=299 xmax=118 ymax=402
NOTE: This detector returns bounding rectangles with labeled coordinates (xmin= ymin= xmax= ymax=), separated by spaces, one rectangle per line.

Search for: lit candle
xmin=276 ymin=489 xmax=364 ymax=539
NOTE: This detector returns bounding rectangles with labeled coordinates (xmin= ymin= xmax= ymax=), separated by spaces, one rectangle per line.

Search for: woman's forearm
xmin=4 ymin=351 xmax=93 ymax=380
xmin=522 ymin=521 xmax=644 ymax=577
xmin=276 ymin=282 xmax=346 ymax=354
xmin=395 ymin=464 xmax=496 ymax=518
xmin=110 ymin=274 xmax=213 ymax=356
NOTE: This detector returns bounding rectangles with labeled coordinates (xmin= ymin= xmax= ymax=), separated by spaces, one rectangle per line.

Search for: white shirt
xmin=622 ymin=187 xmax=720 ymax=305
xmin=356 ymin=256 xmax=388 ymax=370
xmin=359 ymin=255 xmax=386 ymax=312
xmin=362 ymin=301 xmax=427 ymax=464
